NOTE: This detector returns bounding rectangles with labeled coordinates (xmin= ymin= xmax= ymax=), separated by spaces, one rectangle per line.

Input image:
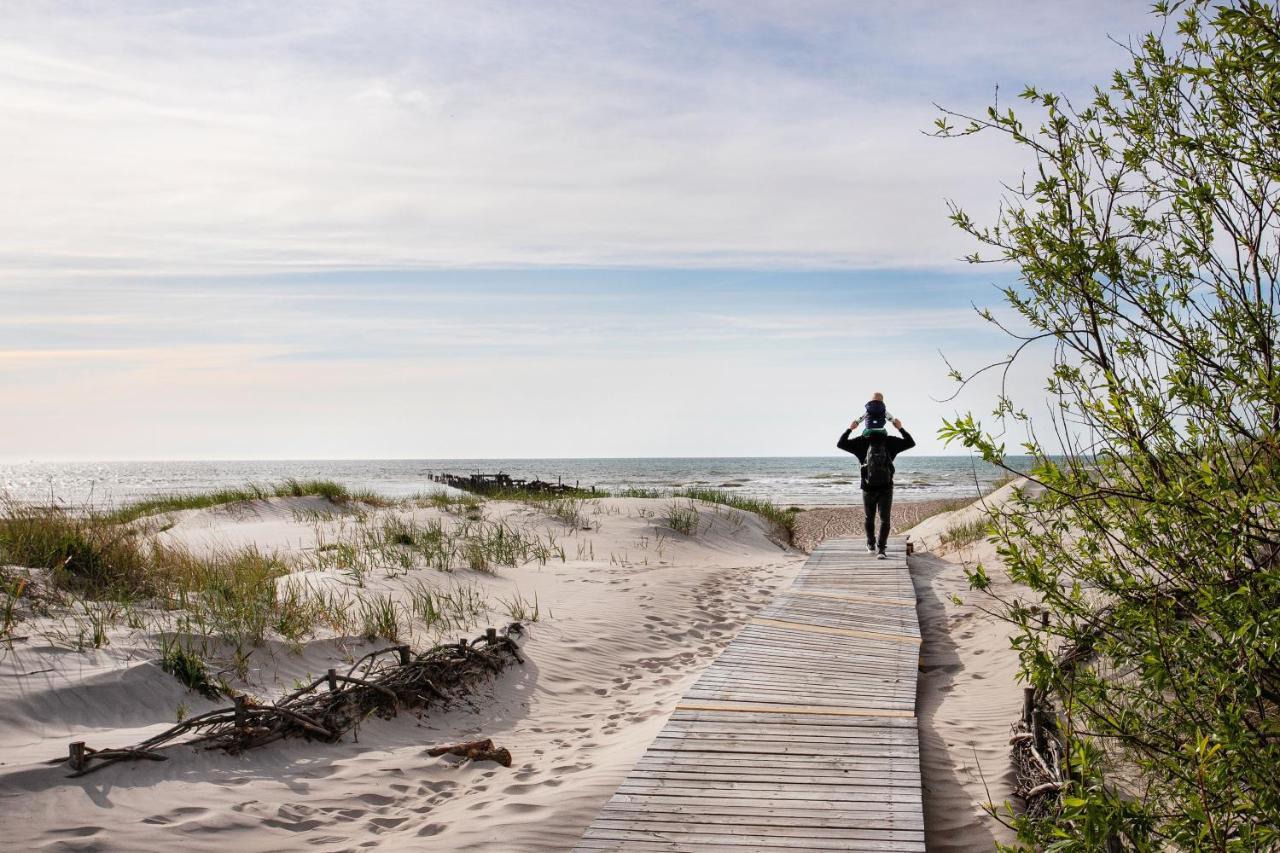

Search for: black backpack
xmin=864 ymin=442 xmax=893 ymax=489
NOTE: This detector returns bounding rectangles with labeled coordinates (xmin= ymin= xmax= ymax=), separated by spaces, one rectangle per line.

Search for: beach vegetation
xmin=159 ymin=637 xmax=226 ymax=700
xmin=358 ymin=593 xmax=403 ymax=641
xmin=104 ymin=479 xmax=391 ymax=524
xmin=0 ymin=500 xmax=155 ymax=594
xmin=664 ymin=501 xmax=701 ymax=536
xmin=542 ymin=496 xmax=591 ymax=529
xmin=0 ymin=575 xmax=25 ymax=644
xmin=499 ymin=589 xmax=541 ymax=623
xmin=0 ymin=483 xmax=534 ymax=682
xmin=672 ymin=487 xmax=798 ymax=542
xmin=612 ymin=486 xmax=664 ymax=499
xmin=938 ymin=516 xmax=991 ymax=550
xmin=938 ymin=1 xmax=1280 ymax=844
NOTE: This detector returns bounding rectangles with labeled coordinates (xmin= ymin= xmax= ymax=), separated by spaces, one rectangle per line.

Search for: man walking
xmin=837 ymin=416 xmax=916 ymax=558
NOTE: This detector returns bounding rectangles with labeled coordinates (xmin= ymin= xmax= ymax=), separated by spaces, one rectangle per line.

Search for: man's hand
xmin=850 ymin=417 xmax=862 ymax=430
xmin=892 ymin=418 xmax=903 ymax=430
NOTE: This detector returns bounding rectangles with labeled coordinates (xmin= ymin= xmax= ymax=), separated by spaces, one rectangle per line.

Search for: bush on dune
xmin=938 ymin=1 xmax=1280 ymax=846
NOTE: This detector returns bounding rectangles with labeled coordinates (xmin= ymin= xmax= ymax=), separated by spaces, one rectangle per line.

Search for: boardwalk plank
xmin=572 ymin=537 xmax=923 ymax=852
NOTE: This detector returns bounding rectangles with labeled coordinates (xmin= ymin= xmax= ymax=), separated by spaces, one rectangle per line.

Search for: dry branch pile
xmin=1010 ymin=688 xmax=1066 ymax=819
xmin=57 ymin=624 xmax=526 ymax=777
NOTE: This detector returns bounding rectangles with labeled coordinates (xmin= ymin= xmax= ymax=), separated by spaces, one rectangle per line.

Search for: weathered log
xmin=426 ymin=738 xmax=513 ymax=767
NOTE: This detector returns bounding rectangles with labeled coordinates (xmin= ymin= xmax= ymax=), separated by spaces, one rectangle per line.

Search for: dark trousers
xmin=863 ymin=487 xmax=893 ymax=550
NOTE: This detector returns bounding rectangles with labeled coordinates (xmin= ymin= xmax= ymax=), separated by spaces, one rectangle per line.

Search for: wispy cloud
xmin=0 ymin=3 xmax=1150 ymax=458
xmin=0 ymin=1 xmax=1154 ymax=276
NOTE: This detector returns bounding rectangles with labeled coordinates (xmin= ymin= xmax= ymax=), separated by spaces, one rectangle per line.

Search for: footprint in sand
xmin=357 ymin=793 xmax=396 ymax=806
xmin=141 ymin=806 xmax=208 ymax=825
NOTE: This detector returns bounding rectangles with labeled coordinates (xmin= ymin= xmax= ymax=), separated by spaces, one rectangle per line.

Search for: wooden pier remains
xmin=429 ymin=471 xmax=596 ymax=497
xmin=573 ymin=537 xmax=924 ymax=852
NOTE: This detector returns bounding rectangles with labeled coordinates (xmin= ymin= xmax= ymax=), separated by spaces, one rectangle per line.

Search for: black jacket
xmin=837 ymin=428 xmax=916 ymax=491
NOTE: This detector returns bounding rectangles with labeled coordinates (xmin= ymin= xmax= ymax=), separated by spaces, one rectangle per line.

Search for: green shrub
xmin=159 ymin=639 xmax=225 ymax=700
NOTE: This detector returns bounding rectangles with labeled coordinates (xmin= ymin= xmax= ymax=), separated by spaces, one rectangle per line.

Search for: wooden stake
xmin=327 ymin=668 xmax=338 ymax=691
xmin=234 ymin=695 xmax=247 ymax=728
xmin=1023 ymin=686 xmax=1035 ymax=724
xmin=397 ymin=645 xmax=411 ymax=666
xmin=485 ymin=627 xmax=498 ymax=644
xmin=69 ymin=741 xmax=86 ymax=771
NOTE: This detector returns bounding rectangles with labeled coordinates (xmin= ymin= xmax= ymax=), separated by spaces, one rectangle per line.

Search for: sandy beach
xmin=0 ymin=495 xmax=802 ymax=850
xmin=0 ymin=483 xmax=1033 ymax=851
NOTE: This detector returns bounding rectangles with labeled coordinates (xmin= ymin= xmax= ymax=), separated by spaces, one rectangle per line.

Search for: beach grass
xmin=672 ymin=487 xmax=798 ymax=542
xmin=611 ymin=486 xmax=664 ymax=499
xmin=938 ymin=516 xmax=991 ymax=549
xmin=159 ymin=637 xmax=226 ymax=700
xmin=664 ymin=500 xmax=701 ymax=535
xmin=105 ymin=479 xmax=392 ymax=524
xmin=0 ymin=497 xmax=154 ymax=593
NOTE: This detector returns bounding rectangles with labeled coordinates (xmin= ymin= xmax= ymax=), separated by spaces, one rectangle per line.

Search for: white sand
xmin=1 ymin=486 xmax=1031 ymax=851
xmin=0 ymin=497 xmax=802 ymax=851
xmin=902 ymin=480 xmax=1031 ymax=851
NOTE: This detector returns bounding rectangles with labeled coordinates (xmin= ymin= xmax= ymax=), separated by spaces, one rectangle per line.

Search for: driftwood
xmin=57 ymin=624 xmax=525 ymax=778
xmin=1011 ymin=686 xmax=1066 ymax=819
xmin=426 ymin=738 xmax=512 ymax=767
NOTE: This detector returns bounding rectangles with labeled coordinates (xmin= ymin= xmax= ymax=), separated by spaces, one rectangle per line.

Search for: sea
xmin=0 ymin=457 xmax=1020 ymax=509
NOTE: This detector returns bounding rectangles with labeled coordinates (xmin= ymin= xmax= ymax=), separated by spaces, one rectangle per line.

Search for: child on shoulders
xmin=850 ymin=392 xmax=892 ymax=436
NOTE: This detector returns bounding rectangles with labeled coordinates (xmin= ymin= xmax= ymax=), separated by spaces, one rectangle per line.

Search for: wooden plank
xmin=572 ymin=537 xmax=924 ymax=852
xmin=787 ymin=590 xmax=917 ymax=606
xmin=674 ymin=701 xmax=915 ymax=718
xmin=595 ymin=802 xmax=924 ymax=827
xmin=750 ymin=617 xmax=923 ymax=646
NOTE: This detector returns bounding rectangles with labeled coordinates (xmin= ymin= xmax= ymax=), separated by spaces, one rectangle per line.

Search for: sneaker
xmin=866 ymin=543 xmax=876 ymax=553
xmin=876 ymin=550 xmax=887 ymax=560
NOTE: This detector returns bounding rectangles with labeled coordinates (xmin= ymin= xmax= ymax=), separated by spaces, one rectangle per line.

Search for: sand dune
xmin=0 ymin=486 xmax=1030 ymax=851
xmin=0 ymin=497 xmax=801 ymax=851
xmin=903 ymin=480 xmax=1029 ymax=851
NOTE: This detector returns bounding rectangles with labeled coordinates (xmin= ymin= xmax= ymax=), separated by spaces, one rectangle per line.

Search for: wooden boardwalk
xmin=573 ymin=537 xmax=924 ymax=852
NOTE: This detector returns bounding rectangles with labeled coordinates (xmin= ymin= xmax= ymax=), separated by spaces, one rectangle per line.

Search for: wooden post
xmin=397 ymin=645 xmax=411 ymax=666
xmin=1022 ymin=687 xmax=1035 ymax=725
xmin=327 ymin=668 xmax=338 ymax=691
xmin=69 ymin=741 xmax=86 ymax=771
xmin=1040 ymin=611 xmax=1049 ymax=631
xmin=906 ymin=541 xmax=914 ymax=555
xmin=486 ymin=627 xmax=498 ymax=644
xmin=234 ymin=695 xmax=247 ymax=728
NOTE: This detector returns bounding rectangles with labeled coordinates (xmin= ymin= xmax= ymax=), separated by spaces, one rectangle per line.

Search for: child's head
xmin=872 ymin=391 xmax=884 ymax=401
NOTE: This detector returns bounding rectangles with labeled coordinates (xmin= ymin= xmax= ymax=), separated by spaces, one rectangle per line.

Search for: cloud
xmin=0 ymin=1 xmax=1156 ymax=276
xmin=0 ymin=3 xmax=1151 ymax=459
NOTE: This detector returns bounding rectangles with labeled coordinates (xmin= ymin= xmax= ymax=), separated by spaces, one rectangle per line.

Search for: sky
xmin=1 ymin=1 xmax=1158 ymax=460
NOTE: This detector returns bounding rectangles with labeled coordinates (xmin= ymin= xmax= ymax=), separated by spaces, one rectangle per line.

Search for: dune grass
xmin=938 ymin=516 xmax=991 ymax=549
xmin=105 ymin=479 xmax=390 ymax=524
xmin=611 ymin=486 xmax=664 ymax=499
xmin=671 ymin=487 xmax=798 ymax=542
xmin=0 ymin=497 xmax=154 ymax=593
xmin=665 ymin=500 xmax=701 ymax=536
xmin=159 ymin=637 xmax=226 ymax=700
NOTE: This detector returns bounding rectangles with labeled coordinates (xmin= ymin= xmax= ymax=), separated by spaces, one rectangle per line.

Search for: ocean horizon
xmin=1 ymin=455 xmax=1022 ymax=508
